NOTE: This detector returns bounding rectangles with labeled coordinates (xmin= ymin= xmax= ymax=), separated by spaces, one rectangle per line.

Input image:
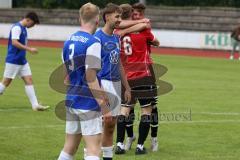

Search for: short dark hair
xmin=120 ymin=4 xmax=133 ymax=20
xmin=102 ymin=3 xmax=122 ymax=23
xmin=25 ymin=12 xmax=40 ymax=24
xmin=132 ymin=2 xmax=146 ymax=13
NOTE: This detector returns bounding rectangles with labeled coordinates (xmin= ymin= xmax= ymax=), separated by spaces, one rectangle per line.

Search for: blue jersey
xmin=62 ymin=31 xmax=101 ymax=110
xmin=94 ymin=29 xmax=121 ymax=81
xmin=6 ymin=22 xmax=28 ymax=65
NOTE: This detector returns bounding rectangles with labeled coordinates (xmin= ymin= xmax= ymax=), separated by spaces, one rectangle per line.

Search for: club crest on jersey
xmin=103 ymin=41 xmax=118 ymax=52
xmin=109 ymin=50 xmax=119 ymax=64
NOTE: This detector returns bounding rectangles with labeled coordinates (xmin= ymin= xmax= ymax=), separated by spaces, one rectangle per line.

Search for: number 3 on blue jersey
xmin=69 ymin=43 xmax=75 ymax=71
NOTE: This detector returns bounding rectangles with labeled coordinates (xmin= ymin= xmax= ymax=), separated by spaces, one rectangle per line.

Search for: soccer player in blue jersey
xmin=0 ymin=12 xmax=49 ymax=111
xmin=57 ymin=3 xmax=108 ymax=160
xmin=94 ymin=3 xmax=131 ymax=160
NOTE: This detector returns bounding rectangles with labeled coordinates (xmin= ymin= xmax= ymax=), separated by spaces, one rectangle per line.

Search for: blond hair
xmin=120 ymin=4 xmax=133 ymax=20
xmin=79 ymin=3 xmax=100 ymax=23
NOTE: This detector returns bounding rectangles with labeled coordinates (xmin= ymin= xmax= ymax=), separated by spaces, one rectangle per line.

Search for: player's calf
xmin=151 ymin=106 xmax=159 ymax=151
xmin=136 ymin=106 xmax=152 ymax=155
xmin=102 ymin=117 xmax=117 ymax=160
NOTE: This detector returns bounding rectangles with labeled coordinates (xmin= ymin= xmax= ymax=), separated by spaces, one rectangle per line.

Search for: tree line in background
xmin=13 ymin=0 xmax=240 ymax=8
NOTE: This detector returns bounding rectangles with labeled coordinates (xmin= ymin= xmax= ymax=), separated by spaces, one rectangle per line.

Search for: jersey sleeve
xmin=11 ymin=26 xmax=21 ymax=40
xmin=85 ymin=42 xmax=101 ymax=70
xmin=143 ymin=29 xmax=155 ymax=42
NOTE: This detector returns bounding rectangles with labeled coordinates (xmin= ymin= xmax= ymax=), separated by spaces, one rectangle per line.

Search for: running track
xmin=0 ymin=39 xmax=237 ymax=59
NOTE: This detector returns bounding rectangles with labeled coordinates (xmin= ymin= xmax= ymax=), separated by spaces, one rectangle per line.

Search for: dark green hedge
xmin=12 ymin=0 xmax=240 ymax=8
xmin=13 ymin=0 xmax=138 ymax=9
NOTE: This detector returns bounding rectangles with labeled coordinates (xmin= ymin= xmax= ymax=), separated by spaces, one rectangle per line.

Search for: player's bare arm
xmin=118 ymin=18 xmax=150 ymax=29
xmin=12 ymin=39 xmax=38 ymax=54
xmin=62 ymin=65 xmax=69 ymax=85
xmin=119 ymin=61 xmax=131 ymax=103
xmin=116 ymin=22 xmax=151 ymax=37
xmin=86 ymin=68 xmax=110 ymax=114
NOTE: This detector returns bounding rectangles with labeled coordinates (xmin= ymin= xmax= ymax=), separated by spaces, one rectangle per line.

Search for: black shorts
xmin=121 ymin=65 xmax=158 ymax=108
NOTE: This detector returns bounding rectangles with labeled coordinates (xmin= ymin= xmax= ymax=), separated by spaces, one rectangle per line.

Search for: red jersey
xmin=120 ymin=29 xmax=154 ymax=80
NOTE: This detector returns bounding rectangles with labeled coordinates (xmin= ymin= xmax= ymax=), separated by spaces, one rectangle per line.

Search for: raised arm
xmin=115 ymin=22 xmax=151 ymax=37
xmin=118 ymin=18 xmax=150 ymax=29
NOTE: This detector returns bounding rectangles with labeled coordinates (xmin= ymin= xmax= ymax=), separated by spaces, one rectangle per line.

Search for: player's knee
xmin=141 ymin=106 xmax=152 ymax=115
xmin=104 ymin=122 xmax=115 ymax=135
xmin=86 ymin=146 xmax=101 ymax=156
xmin=2 ymin=78 xmax=12 ymax=87
xmin=23 ymin=76 xmax=33 ymax=85
xmin=120 ymin=107 xmax=130 ymax=116
xmin=63 ymin=145 xmax=77 ymax=156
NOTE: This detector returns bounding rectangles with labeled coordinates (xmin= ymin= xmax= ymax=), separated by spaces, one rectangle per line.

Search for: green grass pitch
xmin=0 ymin=45 xmax=239 ymax=160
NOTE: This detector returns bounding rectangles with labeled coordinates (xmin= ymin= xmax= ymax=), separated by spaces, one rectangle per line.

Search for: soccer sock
xmin=151 ymin=107 xmax=159 ymax=138
xmin=84 ymin=148 xmax=87 ymax=159
xmin=126 ymin=109 xmax=135 ymax=138
xmin=85 ymin=156 xmax=100 ymax=160
xmin=102 ymin=146 xmax=113 ymax=160
xmin=137 ymin=114 xmax=151 ymax=145
xmin=0 ymin=83 xmax=6 ymax=94
xmin=116 ymin=115 xmax=127 ymax=144
xmin=58 ymin=151 xmax=73 ymax=160
xmin=25 ymin=85 xmax=39 ymax=107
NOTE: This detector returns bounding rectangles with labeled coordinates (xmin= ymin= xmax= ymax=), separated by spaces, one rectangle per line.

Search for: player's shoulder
xmin=94 ymin=29 xmax=106 ymax=44
xmin=11 ymin=23 xmax=22 ymax=31
xmin=113 ymin=33 xmax=120 ymax=39
xmin=94 ymin=29 xmax=102 ymax=37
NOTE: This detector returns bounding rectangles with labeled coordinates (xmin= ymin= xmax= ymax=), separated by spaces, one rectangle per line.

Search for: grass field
xmin=0 ymin=45 xmax=240 ymax=160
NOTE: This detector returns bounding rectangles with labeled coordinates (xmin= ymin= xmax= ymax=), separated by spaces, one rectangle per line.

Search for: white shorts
xmin=66 ymin=107 xmax=102 ymax=136
xmin=3 ymin=63 xmax=32 ymax=79
xmin=101 ymin=79 xmax=121 ymax=117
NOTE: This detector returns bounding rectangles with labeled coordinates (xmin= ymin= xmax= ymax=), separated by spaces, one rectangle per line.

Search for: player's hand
xmin=140 ymin=18 xmax=150 ymax=23
xmin=64 ymin=75 xmax=69 ymax=85
xmin=103 ymin=109 xmax=112 ymax=123
xmin=146 ymin=23 xmax=151 ymax=29
xmin=124 ymin=88 xmax=131 ymax=104
xmin=115 ymin=30 xmax=126 ymax=38
xmin=29 ymin=47 xmax=38 ymax=54
xmin=97 ymin=93 xmax=110 ymax=115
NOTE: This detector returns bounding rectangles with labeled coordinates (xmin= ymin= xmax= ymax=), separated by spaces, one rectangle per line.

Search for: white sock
xmin=137 ymin=144 xmax=144 ymax=150
xmin=85 ymin=156 xmax=100 ymax=160
xmin=102 ymin=146 xmax=113 ymax=158
xmin=58 ymin=151 xmax=73 ymax=160
xmin=25 ymin=85 xmax=39 ymax=107
xmin=0 ymin=83 xmax=6 ymax=94
xmin=84 ymin=148 xmax=87 ymax=159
